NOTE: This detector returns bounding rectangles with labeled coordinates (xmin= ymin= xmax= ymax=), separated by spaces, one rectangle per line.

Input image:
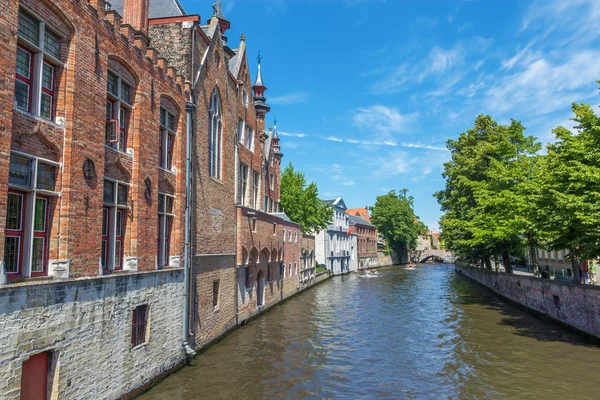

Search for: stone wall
xmin=0 ymin=269 xmax=185 ymax=400
xmin=456 ymin=266 xmax=600 ymax=339
xmin=377 ymin=251 xmax=399 ymax=267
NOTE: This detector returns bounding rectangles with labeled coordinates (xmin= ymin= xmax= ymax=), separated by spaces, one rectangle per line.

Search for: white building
xmin=316 ymin=198 xmax=352 ymax=275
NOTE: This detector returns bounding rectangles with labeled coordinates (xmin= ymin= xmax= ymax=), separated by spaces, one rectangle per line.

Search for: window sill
xmin=6 ymin=275 xmax=53 ymax=285
xmin=105 ymin=145 xmax=133 ymax=157
xmin=159 ymin=167 xmax=176 ymax=175
xmin=131 ymin=342 xmax=149 ymax=351
xmin=209 ymin=176 xmax=224 ymax=185
xmin=13 ymin=108 xmax=65 ymax=128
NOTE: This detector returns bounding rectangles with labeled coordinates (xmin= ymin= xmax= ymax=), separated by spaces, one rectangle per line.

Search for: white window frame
xmin=209 ymin=88 xmax=223 ymax=180
xmin=15 ymin=7 xmax=64 ymax=122
xmin=103 ymin=178 xmax=130 ymax=272
xmin=245 ymin=124 xmax=254 ymax=152
xmin=239 ymin=164 xmax=248 ymax=206
xmin=159 ymin=107 xmax=177 ymax=172
xmin=157 ymin=193 xmax=175 ymax=269
xmin=252 ymin=171 xmax=260 ymax=209
xmin=282 ymin=229 xmax=286 ymax=242
xmin=6 ymin=151 xmax=60 ymax=279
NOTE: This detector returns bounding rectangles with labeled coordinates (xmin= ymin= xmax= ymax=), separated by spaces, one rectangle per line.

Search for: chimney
xmin=122 ymin=0 xmax=149 ymax=35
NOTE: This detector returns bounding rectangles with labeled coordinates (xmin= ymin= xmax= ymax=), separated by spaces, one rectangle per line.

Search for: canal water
xmin=140 ymin=264 xmax=600 ymax=399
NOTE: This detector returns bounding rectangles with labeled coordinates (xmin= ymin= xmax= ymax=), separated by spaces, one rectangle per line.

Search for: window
xmin=245 ymin=125 xmax=254 ymax=151
xmin=213 ymin=280 xmax=220 ymax=309
xmin=269 ymin=174 xmax=274 ymax=190
xmin=264 ymin=195 xmax=268 ymax=212
xmin=288 ymin=263 xmax=292 ymax=277
xmin=208 ymin=88 xmax=222 ymax=179
xmin=294 ymin=262 xmax=297 ymax=275
xmin=131 ymin=305 xmax=149 ymax=347
xmin=159 ymin=107 xmax=176 ymax=171
xmin=15 ymin=9 xmax=62 ymax=121
xmin=294 ymin=231 xmax=298 ymax=243
xmin=158 ymin=193 xmax=174 ymax=269
xmin=237 ymin=118 xmax=245 ymax=144
xmin=252 ymin=172 xmax=260 ymax=209
xmin=239 ymin=164 xmax=248 ymax=205
xmin=106 ymin=70 xmax=133 ymax=152
xmin=282 ymin=229 xmax=286 ymax=242
xmin=4 ymin=153 xmax=58 ymax=278
xmin=103 ymin=179 xmax=129 ymax=271
xmin=242 ymin=87 xmax=249 ymax=107
xmin=288 ymin=230 xmax=292 ymax=242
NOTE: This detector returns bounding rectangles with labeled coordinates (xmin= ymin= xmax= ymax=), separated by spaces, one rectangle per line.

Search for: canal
xmin=140 ymin=264 xmax=600 ymax=399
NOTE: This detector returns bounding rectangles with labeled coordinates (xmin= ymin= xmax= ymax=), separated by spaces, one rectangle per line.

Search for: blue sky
xmin=180 ymin=0 xmax=600 ymax=231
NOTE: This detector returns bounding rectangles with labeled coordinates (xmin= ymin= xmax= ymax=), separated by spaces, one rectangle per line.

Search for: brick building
xmin=348 ymin=214 xmax=378 ymax=270
xmin=0 ymin=0 xmax=189 ymax=398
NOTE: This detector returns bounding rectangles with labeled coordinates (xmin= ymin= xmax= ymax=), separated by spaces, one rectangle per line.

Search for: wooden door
xmin=20 ymin=351 xmax=49 ymax=400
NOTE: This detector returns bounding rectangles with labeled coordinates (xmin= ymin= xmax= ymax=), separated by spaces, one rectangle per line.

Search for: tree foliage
xmin=370 ymin=189 xmax=423 ymax=254
xmin=280 ymin=162 xmax=332 ymax=234
xmin=536 ymin=102 xmax=600 ymax=281
xmin=435 ymin=115 xmax=541 ymax=272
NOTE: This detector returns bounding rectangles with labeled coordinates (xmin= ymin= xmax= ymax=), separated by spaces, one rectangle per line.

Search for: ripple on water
xmin=139 ymin=265 xmax=600 ymax=400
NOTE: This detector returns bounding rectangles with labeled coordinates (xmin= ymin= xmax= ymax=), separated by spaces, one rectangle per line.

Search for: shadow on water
xmin=451 ymin=273 xmax=600 ymax=348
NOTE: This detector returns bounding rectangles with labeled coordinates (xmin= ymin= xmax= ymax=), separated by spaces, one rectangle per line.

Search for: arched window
xmin=208 ymin=88 xmax=222 ymax=179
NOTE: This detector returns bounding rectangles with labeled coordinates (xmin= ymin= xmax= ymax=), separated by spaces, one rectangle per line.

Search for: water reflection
xmin=140 ymin=265 xmax=600 ymax=400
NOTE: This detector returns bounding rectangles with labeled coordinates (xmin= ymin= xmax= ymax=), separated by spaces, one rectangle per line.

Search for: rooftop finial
xmin=273 ymin=117 xmax=277 ymax=126
xmin=257 ymin=51 xmax=262 ymax=65
xmin=212 ymin=0 xmax=226 ymax=19
xmin=240 ymin=33 xmax=246 ymax=42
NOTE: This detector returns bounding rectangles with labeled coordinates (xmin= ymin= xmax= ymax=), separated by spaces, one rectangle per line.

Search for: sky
xmin=180 ymin=0 xmax=600 ymax=231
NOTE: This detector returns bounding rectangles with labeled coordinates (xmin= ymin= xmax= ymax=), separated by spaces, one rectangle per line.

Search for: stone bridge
xmin=409 ymin=249 xmax=456 ymax=264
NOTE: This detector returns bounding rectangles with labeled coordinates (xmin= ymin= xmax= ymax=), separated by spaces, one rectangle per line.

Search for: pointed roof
xmin=272 ymin=120 xmax=280 ymax=140
xmin=323 ymin=198 xmax=347 ymax=210
xmin=346 ymin=207 xmax=371 ymax=223
xmin=253 ymin=53 xmax=266 ymax=88
xmin=109 ymin=0 xmax=186 ymax=19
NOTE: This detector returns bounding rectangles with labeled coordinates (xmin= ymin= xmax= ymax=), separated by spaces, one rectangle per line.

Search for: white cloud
xmin=324 ymin=136 xmax=344 ymax=142
xmin=352 ymin=105 xmax=417 ymax=137
xmin=278 ymin=131 xmax=308 ymax=138
xmin=399 ymin=142 xmax=447 ymax=151
xmin=269 ymin=91 xmax=310 ymax=105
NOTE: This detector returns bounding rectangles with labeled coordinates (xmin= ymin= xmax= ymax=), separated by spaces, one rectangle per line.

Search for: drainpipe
xmin=183 ymin=24 xmax=198 ymax=360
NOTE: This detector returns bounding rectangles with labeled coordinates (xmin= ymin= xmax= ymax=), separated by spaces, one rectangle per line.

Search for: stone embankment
xmin=377 ymin=251 xmax=399 ymax=267
xmin=456 ymin=265 xmax=600 ymax=339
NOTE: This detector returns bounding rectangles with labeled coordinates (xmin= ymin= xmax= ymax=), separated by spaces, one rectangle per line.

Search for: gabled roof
xmin=109 ymin=0 xmax=186 ymax=19
xmin=323 ymin=198 xmax=347 ymax=210
xmin=348 ymin=214 xmax=375 ymax=228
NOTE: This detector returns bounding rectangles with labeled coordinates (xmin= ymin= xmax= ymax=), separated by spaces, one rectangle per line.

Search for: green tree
xmin=370 ymin=189 xmax=423 ymax=259
xmin=537 ymin=102 xmax=600 ymax=283
xmin=280 ymin=162 xmax=332 ymax=234
xmin=435 ymin=115 xmax=541 ymax=273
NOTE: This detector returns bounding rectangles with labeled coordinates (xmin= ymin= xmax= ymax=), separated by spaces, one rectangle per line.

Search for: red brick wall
xmin=1 ymin=0 xmax=187 ymax=278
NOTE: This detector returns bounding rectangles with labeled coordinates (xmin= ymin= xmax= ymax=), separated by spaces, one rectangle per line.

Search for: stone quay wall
xmin=377 ymin=251 xmax=399 ymax=267
xmin=456 ymin=265 xmax=600 ymax=339
xmin=0 ymin=270 xmax=185 ymax=400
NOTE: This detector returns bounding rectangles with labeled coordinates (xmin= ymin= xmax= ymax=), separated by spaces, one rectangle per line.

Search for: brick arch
xmin=260 ymin=248 xmax=270 ymax=265
xmin=271 ymin=248 xmax=278 ymax=262
xmin=241 ymin=246 xmax=248 ymax=265
xmin=160 ymin=94 xmax=181 ymax=116
xmin=107 ymin=56 xmax=139 ymax=87
xmin=249 ymin=247 xmax=258 ymax=266
xmin=27 ymin=0 xmax=76 ymax=38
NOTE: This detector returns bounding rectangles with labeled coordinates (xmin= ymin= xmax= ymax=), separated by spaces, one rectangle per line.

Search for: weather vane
xmin=257 ymin=51 xmax=262 ymax=64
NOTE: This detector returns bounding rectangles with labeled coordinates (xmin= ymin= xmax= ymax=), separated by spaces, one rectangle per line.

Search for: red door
xmin=20 ymin=351 xmax=49 ymax=400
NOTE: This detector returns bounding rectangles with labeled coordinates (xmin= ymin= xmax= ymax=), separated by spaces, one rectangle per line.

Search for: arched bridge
xmin=410 ymin=249 xmax=456 ymax=264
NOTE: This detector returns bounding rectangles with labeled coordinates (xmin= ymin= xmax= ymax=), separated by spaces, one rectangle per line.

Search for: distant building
xmin=348 ymin=214 xmax=378 ymax=270
xmin=316 ymin=198 xmax=352 ymax=275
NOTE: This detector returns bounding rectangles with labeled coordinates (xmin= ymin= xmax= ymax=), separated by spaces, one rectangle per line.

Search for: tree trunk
xmin=484 ymin=258 xmax=492 ymax=270
xmin=502 ymin=250 xmax=513 ymax=274
xmin=527 ymin=236 xmax=538 ymax=275
xmin=571 ymin=248 xmax=581 ymax=285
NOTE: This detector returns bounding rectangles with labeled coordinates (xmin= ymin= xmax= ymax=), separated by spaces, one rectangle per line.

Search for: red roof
xmin=346 ymin=207 xmax=371 ymax=223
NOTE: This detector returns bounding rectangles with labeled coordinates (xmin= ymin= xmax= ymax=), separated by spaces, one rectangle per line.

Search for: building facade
xmin=316 ymin=198 xmax=352 ymax=275
xmin=0 ymin=0 xmax=189 ymax=398
xmin=348 ymin=214 xmax=378 ymax=270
